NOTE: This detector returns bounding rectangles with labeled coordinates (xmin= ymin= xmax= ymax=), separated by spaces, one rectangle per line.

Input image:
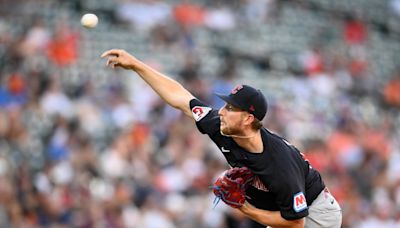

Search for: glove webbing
xmin=210 ymin=185 xmax=244 ymax=208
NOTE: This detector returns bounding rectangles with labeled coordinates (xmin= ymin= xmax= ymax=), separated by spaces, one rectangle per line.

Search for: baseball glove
xmin=211 ymin=166 xmax=255 ymax=208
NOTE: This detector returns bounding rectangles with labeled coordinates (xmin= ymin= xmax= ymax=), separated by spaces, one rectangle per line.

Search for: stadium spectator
xmin=47 ymin=23 xmax=79 ymax=67
xmin=173 ymin=0 xmax=205 ymax=27
xmin=383 ymin=70 xmax=400 ymax=108
xmin=343 ymin=14 xmax=368 ymax=46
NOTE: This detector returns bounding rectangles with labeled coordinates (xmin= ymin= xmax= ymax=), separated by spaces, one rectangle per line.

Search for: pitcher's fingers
xmin=106 ymin=59 xmax=117 ymax=67
xmin=101 ymin=49 xmax=120 ymax=58
xmin=106 ymin=56 xmax=119 ymax=66
xmin=112 ymin=63 xmax=123 ymax=69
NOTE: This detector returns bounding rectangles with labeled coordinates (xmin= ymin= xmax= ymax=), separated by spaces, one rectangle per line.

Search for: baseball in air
xmin=81 ymin=13 xmax=98 ymax=28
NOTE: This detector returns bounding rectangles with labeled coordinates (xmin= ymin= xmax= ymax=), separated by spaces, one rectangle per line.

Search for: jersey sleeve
xmin=189 ymin=99 xmax=220 ymax=136
xmin=266 ymin=164 xmax=309 ymax=220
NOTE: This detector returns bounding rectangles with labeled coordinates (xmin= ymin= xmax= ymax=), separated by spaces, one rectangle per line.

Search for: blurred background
xmin=0 ymin=0 xmax=399 ymax=227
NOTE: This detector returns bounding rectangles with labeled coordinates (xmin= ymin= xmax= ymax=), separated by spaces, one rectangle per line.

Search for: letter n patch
xmin=293 ymin=192 xmax=307 ymax=212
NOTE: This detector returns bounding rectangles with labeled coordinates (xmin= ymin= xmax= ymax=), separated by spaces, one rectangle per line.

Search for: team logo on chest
xmin=251 ymin=175 xmax=269 ymax=192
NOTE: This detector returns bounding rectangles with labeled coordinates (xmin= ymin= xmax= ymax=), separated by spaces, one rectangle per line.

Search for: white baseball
xmin=81 ymin=13 xmax=98 ymax=28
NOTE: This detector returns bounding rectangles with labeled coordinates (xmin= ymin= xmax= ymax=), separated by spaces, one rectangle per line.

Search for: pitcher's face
xmin=218 ymin=103 xmax=247 ymax=136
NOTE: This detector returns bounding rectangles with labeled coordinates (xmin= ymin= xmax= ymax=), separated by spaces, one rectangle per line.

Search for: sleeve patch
xmin=293 ymin=192 xmax=307 ymax=212
xmin=192 ymin=106 xmax=212 ymax=122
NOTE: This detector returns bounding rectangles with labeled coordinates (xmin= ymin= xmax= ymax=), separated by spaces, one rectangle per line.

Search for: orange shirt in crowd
xmin=327 ymin=130 xmax=358 ymax=157
xmin=362 ymin=128 xmax=391 ymax=159
xmin=47 ymin=29 xmax=79 ymax=66
xmin=384 ymin=77 xmax=400 ymax=107
xmin=173 ymin=2 xmax=205 ymax=26
xmin=8 ymin=73 xmax=25 ymax=95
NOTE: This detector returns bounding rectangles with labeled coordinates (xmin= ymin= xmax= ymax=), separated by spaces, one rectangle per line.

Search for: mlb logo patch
xmin=192 ymin=106 xmax=212 ymax=122
xmin=293 ymin=192 xmax=307 ymax=212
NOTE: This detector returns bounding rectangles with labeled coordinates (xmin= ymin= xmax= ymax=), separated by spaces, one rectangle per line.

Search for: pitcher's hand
xmin=101 ymin=49 xmax=142 ymax=70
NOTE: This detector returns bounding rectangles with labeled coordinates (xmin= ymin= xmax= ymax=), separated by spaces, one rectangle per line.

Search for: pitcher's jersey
xmin=190 ymin=99 xmax=325 ymax=220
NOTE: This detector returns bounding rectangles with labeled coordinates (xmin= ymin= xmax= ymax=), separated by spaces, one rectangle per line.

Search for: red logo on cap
xmin=231 ymin=85 xmax=243 ymax=94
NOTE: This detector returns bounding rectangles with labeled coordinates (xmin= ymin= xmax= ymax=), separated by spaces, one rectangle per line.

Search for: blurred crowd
xmin=0 ymin=0 xmax=400 ymax=227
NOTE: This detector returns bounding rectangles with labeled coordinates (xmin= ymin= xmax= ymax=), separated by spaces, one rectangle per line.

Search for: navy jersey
xmin=190 ymin=99 xmax=325 ymax=220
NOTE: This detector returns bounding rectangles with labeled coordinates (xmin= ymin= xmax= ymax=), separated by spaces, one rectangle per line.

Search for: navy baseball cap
xmin=215 ymin=84 xmax=268 ymax=120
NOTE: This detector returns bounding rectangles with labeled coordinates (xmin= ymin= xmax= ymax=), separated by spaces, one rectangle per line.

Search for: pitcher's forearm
xmin=101 ymin=49 xmax=195 ymax=117
xmin=133 ymin=61 xmax=194 ymax=115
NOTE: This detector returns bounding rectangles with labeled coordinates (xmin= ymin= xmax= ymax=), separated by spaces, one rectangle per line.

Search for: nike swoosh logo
xmin=221 ymin=147 xmax=230 ymax=153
